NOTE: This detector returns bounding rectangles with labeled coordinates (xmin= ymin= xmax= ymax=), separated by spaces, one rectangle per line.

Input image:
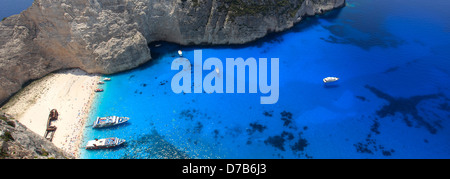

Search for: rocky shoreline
xmin=1 ymin=111 xmax=72 ymax=159
xmin=0 ymin=0 xmax=345 ymax=106
xmin=0 ymin=0 xmax=344 ymax=158
xmin=1 ymin=69 xmax=100 ymax=158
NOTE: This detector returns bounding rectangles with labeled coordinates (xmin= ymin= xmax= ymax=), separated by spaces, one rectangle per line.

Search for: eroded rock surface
xmin=0 ymin=0 xmax=345 ymax=104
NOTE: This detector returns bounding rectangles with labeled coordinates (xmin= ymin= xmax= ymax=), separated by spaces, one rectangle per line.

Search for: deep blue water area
xmin=78 ymin=0 xmax=450 ymax=159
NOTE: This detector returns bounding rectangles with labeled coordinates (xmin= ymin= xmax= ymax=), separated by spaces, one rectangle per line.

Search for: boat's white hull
xmin=323 ymin=77 xmax=339 ymax=83
xmin=93 ymin=116 xmax=129 ymax=128
xmin=85 ymin=137 xmax=125 ymax=150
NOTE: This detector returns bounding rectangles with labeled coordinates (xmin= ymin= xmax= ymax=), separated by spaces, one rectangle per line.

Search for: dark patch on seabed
xmin=320 ymin=32 xmax=404 ymax=50
xmin=179 ymin=109 xmax=199 ymax=121
xmin=365 ymin=85 xmax=446 ymax=134
xmin=247 ymin=122 xmax=267 ymax=135
xmin=193 ymin=121 xmax=203 ymax=134
xmin=353 ymin=117 xmax=395 ymax=157
xmin=178 ymin=109 xmax=211 ymax=136
xmin=320 ymin=10 xmax=405 ymax=50
xmin=121 ymin=129 xmax=190 ymax=159
xmin=383 ymin=66 xmax=400 ymax=74
xmin=280 ymin=111 xmax=295 ymax=129
xmin=263 ymin=110 xmax=274 ymax=117
xmin=263 ymin=131 xmax=311 ymax=159
xmin=355 ymin=95 xmax=368 ymax=102
xmin=179 ymin=108 xmax=211 ymax=122
xmin=247 ymin=110 xmax=312 ymax=158
xmin=291 ymin=134 xmax=309 ymax=154
xmin=264 ymin=131 xmax=294 ymax=151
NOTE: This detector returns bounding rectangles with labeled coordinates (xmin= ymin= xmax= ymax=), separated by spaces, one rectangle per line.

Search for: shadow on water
xmin=323 ymin=84 xmax=340 ymax=89
xmin=138 ymin=7 xmax=345 ymax=69
xmin=91 ymin=122 xmax=132 ymax=131
xmin=107 ymin=142 xmax=128 ymax=152
xmin=291 ymin=7 xmax=344 ymax=33
xmin=317 ymin=3 xmax=405 ymax=50
xmin=319 ymin=7 xmax=344 ymax=22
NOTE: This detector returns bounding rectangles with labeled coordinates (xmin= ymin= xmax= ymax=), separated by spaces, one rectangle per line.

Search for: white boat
xmin=215 ymin=67 xmax=220 ymax=74
xmin=93 ymin=116 xmax=129 ymax=128
xmin=323 ymin=77 xmax=339 ymax=83
xmin=85 ymin=137 xmax=125 ymax=150
xmin=178 ymin=50 xmax=183 ymax=57
xmin=104 ymin=78 xmax=111 ymax=81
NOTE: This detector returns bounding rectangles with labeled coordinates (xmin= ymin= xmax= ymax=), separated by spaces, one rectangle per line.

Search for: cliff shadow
xmin=143 ymin=7 xmax=344 ymax=63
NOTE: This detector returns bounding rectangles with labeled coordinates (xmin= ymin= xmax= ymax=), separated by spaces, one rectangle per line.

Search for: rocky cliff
xmin=1 ymin=112 xmax=71 ymax=159
xmin=0 ymin=0 xmax=345 ymax=105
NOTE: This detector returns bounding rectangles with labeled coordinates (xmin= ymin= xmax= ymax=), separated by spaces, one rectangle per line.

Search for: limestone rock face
xmin=0 ymin=112 xmax=71 ymax=159
xmin=0 ymin=0 xmax=345 ymax=104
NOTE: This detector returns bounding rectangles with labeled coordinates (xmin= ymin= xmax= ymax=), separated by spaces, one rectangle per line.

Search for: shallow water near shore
xmin=80 ymin=0 xmax=450 ymax=159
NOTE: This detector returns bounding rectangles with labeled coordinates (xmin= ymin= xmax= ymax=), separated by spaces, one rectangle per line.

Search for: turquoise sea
xmin=80 ymin=0 xmax=450 ymax=159
xmin=4 ymin=0 xmax=450 ymax=159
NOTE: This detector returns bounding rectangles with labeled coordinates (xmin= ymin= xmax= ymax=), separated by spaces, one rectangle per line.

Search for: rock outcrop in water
xmin=0 ymin=0 xmax=345 ymax=104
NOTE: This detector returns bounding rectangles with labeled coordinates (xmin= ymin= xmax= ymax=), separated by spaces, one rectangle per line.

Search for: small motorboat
xmin=215 ymin=67 xmax=220 ymax=74
xmin=93 ymin=116 xmax=129 ymax=128
xmin=85 ymin=137 xmax=125 ymax=150
xmin=94 ymin=88 xmax=104 ymax=92
xmin=323 ymin=77 xmax=339 ymax=83
xmin=104 ymin=78 xmax=111 ymax=81
xmin=98 ymin=81 xmax=105 ymax=85
xmin=178 ymin=50 xmax=183 ymax=57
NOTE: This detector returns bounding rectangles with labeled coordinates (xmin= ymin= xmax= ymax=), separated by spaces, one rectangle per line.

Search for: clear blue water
xmin=80 ymin=0 xmax=450 ymax=159
xmin=0 ymin=0 xmax=34 ymax=20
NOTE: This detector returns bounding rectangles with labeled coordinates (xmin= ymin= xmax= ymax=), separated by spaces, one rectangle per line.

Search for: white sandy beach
xmin=2 ymin=69 xmax=101 ymax=158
